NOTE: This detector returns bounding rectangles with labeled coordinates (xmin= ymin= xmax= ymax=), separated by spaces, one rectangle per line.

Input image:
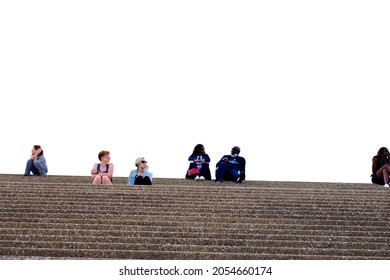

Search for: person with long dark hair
xmin=371 ymin=147 xmax=390 ymax=188
xmin=185 ymin=144 xmax=211 ymax=180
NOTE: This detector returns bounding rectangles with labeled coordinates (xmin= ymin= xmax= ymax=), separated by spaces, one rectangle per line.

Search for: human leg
xmin=135 ymin=176 xmax=152 ymax=185
xmin=226 ymin=169 xmax=240 ymax=182
xmin=33 ymin=160 xmax=47 ymax=176
xmin=376 ymin=164 xmax=390 ymax=185
xmin=215 ymin=162 xmax=227 ymax=182
xmin=371 ymin=174 xmax=384 ymax=185
xmin=93 ymin=175 xmax=102 ymax=184
xmin=200 ymin=163 xmax=211 ymax=180
xmin=143 ymin=176 xmax=152 ymax=185
xmin=384 ymin=169 xmax=389 ymax=185
xmin=236 ymin=171 xmax=245 ymax=183
xmin=24 ymin=159 xmax=41 ymax=176
xmin=134 ymin=175 xmax=144 ymax=185
xmin=24 ymin=159 xmax=34 ymax=175
xmin=102 ymin=176 xmax=112 ymax=185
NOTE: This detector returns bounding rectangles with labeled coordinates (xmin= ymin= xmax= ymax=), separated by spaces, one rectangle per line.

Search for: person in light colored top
xmin=91 ymin=150 xmax=113 ymax=185
xmin=128 ymin=157 xmax=153 ymax=185
xmin=24 ymin=145 xmax=48 ymax=176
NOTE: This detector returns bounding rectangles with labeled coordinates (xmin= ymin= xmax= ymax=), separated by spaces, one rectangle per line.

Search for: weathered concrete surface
xmin=1 ymin=174 xmax=389 ymax=259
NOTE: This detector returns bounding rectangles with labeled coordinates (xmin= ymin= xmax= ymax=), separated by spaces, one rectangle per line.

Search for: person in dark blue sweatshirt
xmin=215 ymin=146 xmax=245 ymax=183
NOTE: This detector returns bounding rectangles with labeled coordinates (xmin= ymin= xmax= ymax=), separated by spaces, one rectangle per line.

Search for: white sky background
xmin=1 ymin=1 xmax=389 ymax=183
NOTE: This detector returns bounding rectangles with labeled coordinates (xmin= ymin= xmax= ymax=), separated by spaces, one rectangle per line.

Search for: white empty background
xmin=1 ymin=1 xmax=389 ymax=183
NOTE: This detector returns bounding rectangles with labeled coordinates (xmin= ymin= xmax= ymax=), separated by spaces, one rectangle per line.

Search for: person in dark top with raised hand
xmin=371 ymin=147 xmax=390 ymax=188
xmin=215 ymin=146 xmax=246 ymax=184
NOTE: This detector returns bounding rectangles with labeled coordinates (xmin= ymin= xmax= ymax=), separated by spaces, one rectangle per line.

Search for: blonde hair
xmin=135 ymin=156 xmax=145 ymax=167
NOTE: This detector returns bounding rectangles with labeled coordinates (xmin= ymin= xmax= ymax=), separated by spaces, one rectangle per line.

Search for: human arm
xmin=194 ymin=158 xmax=206 ymax=164
xmin=127 ymin=170 xmax=136 ymax=185
xmin=196 ymin=154 xmax=210 ymax=164
xmin=91 ymin=163 xmax=99 ymax=179
xmin=31 ymin=147 xmax=42 ymax=161
xmin=372 ymin=157 xmax=378 ymax=174
xmin=239 ymin=157 xmax=246 ymax=173
xmin=188 ymin=154 xmax=195 ymax=162
xmin=145 ymin=169 xmax=153 ymax=181
xmin=216 ymin=155 xmax=229 ymax=167
xmin=106 ymin=163 xmax=114 ymax=179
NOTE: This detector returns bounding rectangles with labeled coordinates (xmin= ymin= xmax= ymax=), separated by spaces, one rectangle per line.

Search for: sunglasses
xmin=141 ymin=160 xmax=147 ymax=164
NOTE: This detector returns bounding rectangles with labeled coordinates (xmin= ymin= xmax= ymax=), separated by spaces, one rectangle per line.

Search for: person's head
xmin=98 ymin=150 xmax=110 ymax=161
xmin=193 ymin=144 xmax=205 ymax=155
xmin=231 ymin=146 xmax=240 ymax=155
xmin=135 ymin=157 xmax=148 ymax=168
xmin=32 ymin=145 xmax=43 ymax=155
xmin=376 ymin=147 xmax=389 ymax=158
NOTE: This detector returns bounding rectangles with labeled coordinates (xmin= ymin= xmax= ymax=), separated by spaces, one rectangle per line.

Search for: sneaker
xmin=216 ymin=180 xmax=222 ymax=183
xmin=385 ymin=184 xmax=389 ymax=188
xmin=194 ymin=175 xmax=200 ymax=181
xmin=199 ymin=176 xmax=205 ymax=181
xmin=236 ymin=173 xmax=245 ymax=183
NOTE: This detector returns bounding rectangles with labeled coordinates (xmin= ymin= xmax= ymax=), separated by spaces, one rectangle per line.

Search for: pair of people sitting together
xmin=91 ymin=150 xmax=152 ymax=186
xmin=185 ymin=144 xmax=246 ymax=183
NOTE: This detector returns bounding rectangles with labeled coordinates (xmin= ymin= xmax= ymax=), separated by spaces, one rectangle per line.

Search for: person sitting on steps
xmin=185 ymin=144 xmax=211 ymax=181
xmin=91 ymin=150 xmax=114 ymax=185
xmin=371 ymin=147 xmax=390 ymax=188
xmin=128 ymin=157 xmax=153 ymax=185
xmin=24 ymin=145 xmax=48 ymax=176
xmin=215 ymin=146 xmax=246 ymax=184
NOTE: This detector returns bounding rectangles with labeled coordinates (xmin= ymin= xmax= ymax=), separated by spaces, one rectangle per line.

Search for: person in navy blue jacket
xmin=215 ymin=146 xmax=246 ymax=183
xmin=185 ymin=144 xmax=211 ymax=180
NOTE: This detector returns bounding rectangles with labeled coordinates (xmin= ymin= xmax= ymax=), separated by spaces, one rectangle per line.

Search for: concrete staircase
xmin=1 ymin=174 xmax=389 ymax=259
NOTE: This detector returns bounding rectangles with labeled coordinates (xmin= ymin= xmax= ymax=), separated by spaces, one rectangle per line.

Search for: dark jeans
xmin=134 ymin=175 xmax=152 ymax=185
xmin=24 ymin=159 xmax=47 ymax=176
xmin=215 ymin=162 xmax=240 ymax=182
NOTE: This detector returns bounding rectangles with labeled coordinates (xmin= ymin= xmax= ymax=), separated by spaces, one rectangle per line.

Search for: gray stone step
xmin=1 ymin=174 xmax=389 ymax=259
